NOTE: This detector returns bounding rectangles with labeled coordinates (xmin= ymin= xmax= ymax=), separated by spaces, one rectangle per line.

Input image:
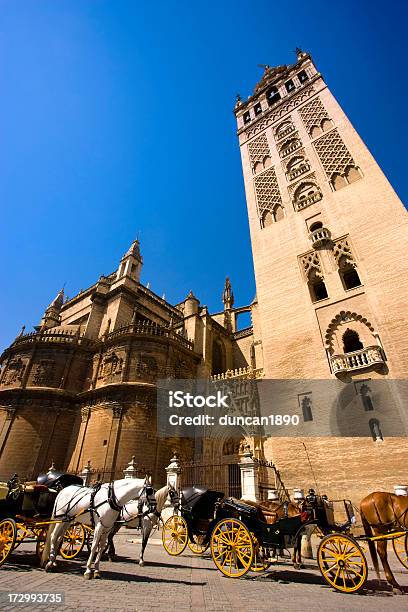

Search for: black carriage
xmin=210 ymin=490 xmax=371 ymax=593
xmin=161 ymin=485 xmax=224 ymax=556
xmin=0 ymin=471 xmax=85 ymax=567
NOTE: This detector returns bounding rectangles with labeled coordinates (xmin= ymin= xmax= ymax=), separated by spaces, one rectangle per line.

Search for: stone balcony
xmin=105 ymin=322 xmax=194 ymax=351
xmin=280 ymin=140 xmax=301 ymax=158
xmin=211 ymin=366 xmax=264 ymax=381
xmin=275 ymin=124 xmax=295 ymax=141
xmin=330 ymin=346 xmax=385 ymax=375
xmin=287 ymin=162 xmax=310 ymax=181
xmin=294 ymin=190 xmax=322 ymax=211
xmin=310 ymin=227 xmax=332 ymax=248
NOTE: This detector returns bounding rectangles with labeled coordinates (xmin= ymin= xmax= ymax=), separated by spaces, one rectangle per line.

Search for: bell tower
xmin=234 ymin=49 xmax=408 ymax=500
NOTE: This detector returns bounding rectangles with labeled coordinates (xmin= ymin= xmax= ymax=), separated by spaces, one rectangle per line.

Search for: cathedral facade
xmin=1 ymin=50 xmax=408 ymax=503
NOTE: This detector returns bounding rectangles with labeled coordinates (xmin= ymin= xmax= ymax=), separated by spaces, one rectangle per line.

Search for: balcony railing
xmin=211 ymin=366 xmax=264 ymax=381
xmin=330 ymin=346 xmax=385 ymax=375
xmin=294 ymin=190 xmax=322 ymax=211
xmin=275 ymin=124 xmax=295 ymax=141
xmin=280 ymin=140 xmax=301 ymax=158
xmin=11 ymin=329 xmax=94 ymax=349
xmin=310 ymin=227 xmax=331 ymax=247
xmin=105 ymin=322 xmax=194 ymax=351
xmin=287 ymin=162 xmax=310 ymax=181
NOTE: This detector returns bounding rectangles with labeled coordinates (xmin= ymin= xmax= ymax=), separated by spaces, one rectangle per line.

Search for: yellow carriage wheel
xmin=392 ymin=534 xmax=408 ymax=569
xmin=317 ymin=533 xmax=367 ymax=594
xmin=0 ymin=518 xmax=17 ymax=567
xmin=250 ymin=535 xmax=271 ymax=572
xmin=60 ymin=523 xmax=86 ymax=559
xmin=162 ymin=515 xmax=188 ymax=556
xmin=211 ymin=518 xmax=254 ymax=578
xmin=187 ymin=534 xmax=208 ymax=555
xmin=35 ymin=527 xmax=49 ymax=559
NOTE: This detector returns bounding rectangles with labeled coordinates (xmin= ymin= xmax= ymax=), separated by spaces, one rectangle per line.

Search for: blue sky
xmin=0 ymin=0 xmax=407 ymax=350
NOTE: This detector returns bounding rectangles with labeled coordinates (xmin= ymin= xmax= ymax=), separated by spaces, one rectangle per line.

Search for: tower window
xmin=301 ymin=395 xmax=313 ymax=422
xmin=266 ymin=86 xmax=281 ymax=106
xmin=369 ymin=418 xmax=383 ymax=442
xmin=254 ymin=102 xmax=262 ymax=116
xmin=343 ymin=329 xmax=363 ymax=354
xmin=285 ymin=79 xmax=295 ymax=93
xmin=243 ymin=111 xmax=251 ymax=124
xmin=298 ymin=70 xmax=309 ymax=83
xmin=308 ymin=270 xmax=328 ymax=302
xmin=342 ymin=267 xmax=361 ymax=290
xmin=309 ymin=221 xmax=323 ymax=232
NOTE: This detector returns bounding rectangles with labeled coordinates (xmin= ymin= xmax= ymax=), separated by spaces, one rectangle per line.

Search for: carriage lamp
xmin=292 ymin=488 xmax=305 ymax=501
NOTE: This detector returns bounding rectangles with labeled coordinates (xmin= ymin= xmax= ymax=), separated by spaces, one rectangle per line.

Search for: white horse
xmin=42 ymin=478 xmax=148 ymax=578
xmin=106 ymin=484 xmax=178 ymax=566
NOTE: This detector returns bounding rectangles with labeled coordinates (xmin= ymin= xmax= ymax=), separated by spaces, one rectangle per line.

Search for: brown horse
xmin=242 ymin=498 xmax=306 ymax=568
xmin=360 ymin=492 xmax=408 ymax=593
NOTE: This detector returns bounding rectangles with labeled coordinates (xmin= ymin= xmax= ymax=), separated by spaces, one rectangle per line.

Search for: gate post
xmin=166 ymin=452 xmax=182 ymax=491
xmin=81 ymin=460 xmax=92 ymax=486
xmin=239 ymin=447 xmax=259 ymax=501
xmin=123 ymin=456 xmax=138 ymax=479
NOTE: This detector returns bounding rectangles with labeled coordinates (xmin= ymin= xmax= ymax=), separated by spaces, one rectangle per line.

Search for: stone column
xmin=165 ymin=452 xmax=182 ymax=490
xmin=103 ymin=403 xmax=123 ymax=480
xmin=239 ymin=448 xmax=259 ymax=502
xmin=0 ymin=407 xmax=16 ymax=458
xmin=70 ymin=406 xmax=91 ymax=473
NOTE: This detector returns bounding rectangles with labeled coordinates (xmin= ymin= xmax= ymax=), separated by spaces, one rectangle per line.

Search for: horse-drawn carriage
xmin=162 ymin=486 xmax=408 ymax=594
xmin=0 ymin=471 xmax=86 ymax=567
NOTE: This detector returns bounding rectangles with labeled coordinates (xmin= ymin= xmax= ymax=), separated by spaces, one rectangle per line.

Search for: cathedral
xmin=1 ymin=49 xmax=408 ymax=503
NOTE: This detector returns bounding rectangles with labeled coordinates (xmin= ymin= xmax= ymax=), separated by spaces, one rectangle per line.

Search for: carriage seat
xmin=241 ymin=498 xmax=284 ymax=525
xmin=0 ymin=483 xmax=9 ymax=501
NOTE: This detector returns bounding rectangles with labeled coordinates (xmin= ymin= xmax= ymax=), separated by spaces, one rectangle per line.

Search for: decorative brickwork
xmin=313 ymin=129 xmax=356 ymax=179
xmin=333 ymin=236 xmax=356 ymax=268
xmin=247 ymin=134 xmax=271 ymax=173
xmin=253 ymin=167 xmax=283 ymax=219
xmin=298 ymin=97 xmax=330 ymax=135
xmin=300 ymin=250 xmax=324 ymax=280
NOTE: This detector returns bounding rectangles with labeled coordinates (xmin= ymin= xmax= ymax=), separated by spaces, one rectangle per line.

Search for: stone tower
xmin=234 ymin=49 xmax=408 ymax=500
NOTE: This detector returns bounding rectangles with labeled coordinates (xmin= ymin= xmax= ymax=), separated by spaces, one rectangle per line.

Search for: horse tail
xmin=361 ymin=509 xmax=380 ymax=581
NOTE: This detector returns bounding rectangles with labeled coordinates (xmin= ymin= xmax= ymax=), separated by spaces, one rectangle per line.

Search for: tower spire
xmin=40 ymin=288 xmax=64 ymax=330
xmin=116 ymin=238 xmax=143 ymax=282
xmin=222 ymin=277 xmax=234 ymax=310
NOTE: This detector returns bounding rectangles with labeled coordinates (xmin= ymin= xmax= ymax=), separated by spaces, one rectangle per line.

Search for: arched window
xmin=275 ymin=120 xmax=293 ymax=139
xmin=360 ymin=383 xmax=374 ymax=412
xmin=261 ymin=211 xmax=273 ymax=227
xmin=369 ymin=418 xmax=383 ymax=441
xmin=331 ymin=173 xmax=347 ymax=191
xmin=343 ymin=329 xmax=364 ymax=354
xmin=309 ymin=221 xmax=323 ymax=232
xmin=338 ymin=256 xmax=362 ymax=290
xmin=267 ymin=86 xmax=281 ymax=106
xmin=345 ymin=165 xmax=361 ymax=184
xmin=273 ymin=204 xmax=285 ymax=222
xmin=302 ymin=396 xmax=313 ymax=422
xmin=321 ymin=118 xmax=332 ymax=132
xmin=212 ymin=339 xmax=225 ymax=375
xmin=308 ymin=269 xmax=328 ymax=302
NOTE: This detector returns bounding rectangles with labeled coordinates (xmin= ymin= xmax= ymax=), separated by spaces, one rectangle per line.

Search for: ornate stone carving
xmin=298 ymin=96 xmax=331 ymax=136
xmin=244 ymin=86 xmax=315 ymax=140
xmin=333 ymin=237 xmax=356 ymax=269
xmin=313 ymin=129 xmax=356 ymax=179
xmin=81 ymin=406 xmax=91 ymax=423
xmin=33 ymin=359 xmax=56 ymax=386
xmin=300 ymin=251 xmax=324 ymax=280
xmin=253 ymin=166 xmax=283 ymax=220
xmin=247 ymin=133 xmax=271 ymax=173
xmin=99 ymin=352 xmax=123 ymax=378
xmin=2 ymin=358 xmax=25 ymax=385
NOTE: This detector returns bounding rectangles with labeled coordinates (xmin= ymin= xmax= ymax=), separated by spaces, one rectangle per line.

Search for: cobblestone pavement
xmin=0 ymin=529 xmax=407 ymax=611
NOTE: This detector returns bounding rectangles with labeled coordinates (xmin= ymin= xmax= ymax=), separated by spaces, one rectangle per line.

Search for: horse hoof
xmin=392 ymin=587 xmax=403 ymax=595
xmin=84 ymin=572 xmax=92 ymax=580
xmin=293 ymin=563 xmax=300 ymax=570
xmin=94 ymin=572 xmax=102 ymax=579
xmin=139 ymin=560 xmax=144 ymax=567
xmin=299 ymin=563 xmax=305 ymax=569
